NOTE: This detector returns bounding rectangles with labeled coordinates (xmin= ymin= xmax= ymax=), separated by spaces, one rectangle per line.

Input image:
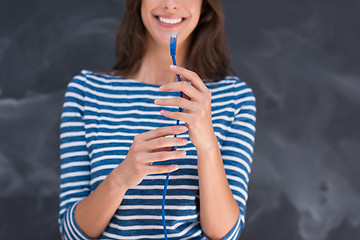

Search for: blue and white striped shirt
xmin=58 ymin=69 xmax=256 ymax=239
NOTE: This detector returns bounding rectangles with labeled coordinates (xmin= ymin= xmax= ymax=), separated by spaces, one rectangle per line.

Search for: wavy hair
xmin=103 ymin=0 xmax=234 ymax=82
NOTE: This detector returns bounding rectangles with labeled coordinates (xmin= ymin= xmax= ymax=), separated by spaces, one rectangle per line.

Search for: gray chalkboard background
xmin=1 ymin=0 xmax=359 ymax=239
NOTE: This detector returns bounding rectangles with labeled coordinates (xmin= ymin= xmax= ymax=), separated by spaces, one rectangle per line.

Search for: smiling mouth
xmin=155 ymin=16 xmax=186 ymax=25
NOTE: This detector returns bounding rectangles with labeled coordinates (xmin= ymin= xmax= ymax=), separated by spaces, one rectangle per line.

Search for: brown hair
xmin=103 ymin=0 xmax=234 ymax=82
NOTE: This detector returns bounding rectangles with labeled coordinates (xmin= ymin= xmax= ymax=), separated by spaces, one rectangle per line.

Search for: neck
xmin=130 ymin=34 xmax=189 ymax=85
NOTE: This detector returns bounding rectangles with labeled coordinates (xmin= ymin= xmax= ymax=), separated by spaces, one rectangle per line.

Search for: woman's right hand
xmin=114 ymin=125 xmax=188 ymax=190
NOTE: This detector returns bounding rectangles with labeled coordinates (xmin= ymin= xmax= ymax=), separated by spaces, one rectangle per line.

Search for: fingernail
xmin=170 ymin=65 xmax=177 ymax=69
xmin=178 ymin=126 xmax=187 ymax=131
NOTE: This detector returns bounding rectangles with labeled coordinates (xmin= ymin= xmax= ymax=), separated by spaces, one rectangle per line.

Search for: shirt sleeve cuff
xmin=61 ymin=201 xmax=92 ymax=240
xmin=222 ymin=209 xmax=245 ymax=240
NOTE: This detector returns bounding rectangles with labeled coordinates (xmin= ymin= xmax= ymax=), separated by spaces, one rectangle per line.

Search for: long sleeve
xmin=58 ymin=74 xmax=92 ymax=240
xmin=220 ymin=80 xmax=256 ymax=240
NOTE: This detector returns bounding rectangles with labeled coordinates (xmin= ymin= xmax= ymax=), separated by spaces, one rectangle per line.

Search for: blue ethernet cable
xmin=170 ymin=32 xmax=182 ymax=83
xmin=162 ymin=32 xmax=184 ymax=240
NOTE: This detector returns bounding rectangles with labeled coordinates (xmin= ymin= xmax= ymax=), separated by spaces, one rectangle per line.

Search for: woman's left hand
xmin=154 ymin=65 xmax=217 ymax=150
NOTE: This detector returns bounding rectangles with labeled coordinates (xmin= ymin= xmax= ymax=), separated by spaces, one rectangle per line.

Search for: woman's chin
xmin=152 ymin=33 xmax=173 ymax=46
xmin=146 ymin=28 xmax=189 ymax=48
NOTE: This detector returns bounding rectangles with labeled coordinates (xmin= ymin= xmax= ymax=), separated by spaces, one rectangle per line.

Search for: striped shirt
xmin=58 ymin=69 xmax=256 ymax=240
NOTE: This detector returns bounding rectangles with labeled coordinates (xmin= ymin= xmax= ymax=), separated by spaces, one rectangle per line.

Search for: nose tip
xmin=163 ymin=0 xmax=178 ymax=10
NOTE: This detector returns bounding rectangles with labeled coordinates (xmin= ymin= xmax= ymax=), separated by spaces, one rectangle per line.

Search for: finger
xmin=146 ymin=164 xmax=180 ymax=175
xmin=139 ymin=125 xmax=188 ymax=141
xmin=160 ymin=110 xmax=188 ymax=123
xmin=146 ymin=136 xmax=188 ymax=152
xmin=182 ymin=92 xmax=191 ymax=101
xmin=169 ymin=65 xmax=209 ymax=93
xmin=154 ymin=97 xmax=194 ymax=111
xmin=146 ymin=149 xmax=187 ymax=163
xmin=150 ymin=146 xmax=172 ymax=153
xmin=159 ymin=81 xmax=200 ymax=102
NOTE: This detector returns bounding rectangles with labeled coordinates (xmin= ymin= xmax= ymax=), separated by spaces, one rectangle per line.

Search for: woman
xmin=58 ymin=0 xmax=256 ymax=239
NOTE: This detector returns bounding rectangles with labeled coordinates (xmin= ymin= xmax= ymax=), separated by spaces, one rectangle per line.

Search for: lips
xmin=154 ymin=15 xmax=187 ymax=27
xmin=158 ymin=16 xmax=183 ymax=24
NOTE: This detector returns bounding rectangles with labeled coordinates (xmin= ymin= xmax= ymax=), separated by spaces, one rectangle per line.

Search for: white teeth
xmin=158 ymin=17 xmax=183 ymax=24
